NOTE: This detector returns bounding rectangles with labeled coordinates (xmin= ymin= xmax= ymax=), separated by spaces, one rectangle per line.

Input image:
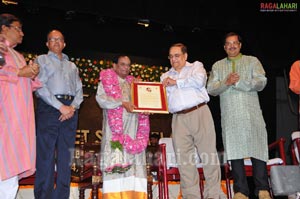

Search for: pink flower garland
xmin=100 ymin=68 xmax=150 ymax=155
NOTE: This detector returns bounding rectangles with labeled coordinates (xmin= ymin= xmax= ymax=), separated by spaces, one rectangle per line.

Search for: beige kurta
xmin=207 ymin=55 xmax=269 ymax=162
xmin=96 ymin=75 xmax=147 ymax=199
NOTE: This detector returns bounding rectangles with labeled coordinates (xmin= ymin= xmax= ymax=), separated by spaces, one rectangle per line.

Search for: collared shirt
xmin=160 ymin=61 xmax=210 ymax=113
xmin=35 ymin=51 xmax=83 ymax=110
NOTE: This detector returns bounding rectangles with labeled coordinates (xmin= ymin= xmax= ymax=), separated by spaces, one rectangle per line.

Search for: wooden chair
xmin=224 ymin=137 xmax=287 ymax=199
xmin=291 ymin=131 xmax=300 ymax=165
xmin=71 ymin=134 xmax=102 ymax=199
xmin=157 ymin=138 xmax=205 ymax=199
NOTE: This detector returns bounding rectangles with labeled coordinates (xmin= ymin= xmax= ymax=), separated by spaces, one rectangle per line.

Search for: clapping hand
xmin=18 ymin=60 xmax=40 ymax=79
xmin=226 ymin=72 xmax=240 ymax=86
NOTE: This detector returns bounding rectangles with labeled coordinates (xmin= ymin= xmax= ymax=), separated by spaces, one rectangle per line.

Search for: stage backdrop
xmin=76 ymin=94 xmax=172 ymax=144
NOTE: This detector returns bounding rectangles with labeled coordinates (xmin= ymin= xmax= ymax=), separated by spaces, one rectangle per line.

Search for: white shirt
xmin=160 ymin=61 xmax=210 ymax=113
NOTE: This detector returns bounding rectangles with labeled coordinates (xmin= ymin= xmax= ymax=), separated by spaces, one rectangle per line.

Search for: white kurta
xmin=96 ymin=75 xmax=147 ymax=199
xmin=207 ymin=55 xmax=269 ymax=162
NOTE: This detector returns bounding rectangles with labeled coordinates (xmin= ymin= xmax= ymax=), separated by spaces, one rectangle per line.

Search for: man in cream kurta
xmin=96 ymin=55 xmax=149 ymax=199
xmin=207 ymin=32 xmax=270 ymax=199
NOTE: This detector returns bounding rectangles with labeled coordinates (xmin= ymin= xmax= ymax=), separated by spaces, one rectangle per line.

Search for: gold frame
xmin=131 ymin=82 xmax=169 ymax=114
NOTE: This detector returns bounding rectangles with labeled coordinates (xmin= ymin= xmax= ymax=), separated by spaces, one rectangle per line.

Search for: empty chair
xmin=71 ymin=134 xmax=102 ymax=199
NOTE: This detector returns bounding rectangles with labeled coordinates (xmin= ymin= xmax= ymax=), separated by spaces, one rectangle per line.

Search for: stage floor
xmin=17 ymin=181 xmax=232 ymax=199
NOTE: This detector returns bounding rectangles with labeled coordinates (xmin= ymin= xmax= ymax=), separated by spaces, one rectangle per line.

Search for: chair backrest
xmin=71 ymin=133 xmax=101 ymax=182
xmin=291 ymin=131 xmax=300 ymax=163
xmin=158 ymin=137 xmax=202 ymax=168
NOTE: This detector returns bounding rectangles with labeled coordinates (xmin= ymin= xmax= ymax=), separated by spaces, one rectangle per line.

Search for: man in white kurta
xmin=207 ymin=32 xmax=270 ymax=199
xmin=95 ymin=56 xmax=149 ymax=199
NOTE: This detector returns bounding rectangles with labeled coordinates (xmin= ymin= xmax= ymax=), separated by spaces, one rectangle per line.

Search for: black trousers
xmin=231 ymin=158 xmax=270 ymax=196
xmin=34 ymin=98 xmax=78 ymax=199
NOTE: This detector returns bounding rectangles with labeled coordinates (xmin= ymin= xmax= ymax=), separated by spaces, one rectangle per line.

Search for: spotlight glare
xmin=137 ymin=19 xmax=150 ymax=28
xmin=2 ymin=0 xmax=18 ymax=5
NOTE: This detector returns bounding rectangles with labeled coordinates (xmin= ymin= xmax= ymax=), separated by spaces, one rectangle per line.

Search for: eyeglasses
xmin=225 ymin=41 xmax=240 ymax=47
xmin=48 ymin=37 xmax=64 ymax=42
xmin=168 ymin=53 xmax=182 ymax=59
xmin=9 ymin=25 xmax=23 ymax=33
xmin=118 ymin=62 xmax=131 ymax=67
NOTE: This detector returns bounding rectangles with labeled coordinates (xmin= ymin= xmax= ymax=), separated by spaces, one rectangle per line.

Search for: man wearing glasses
xmin=0 ymin=13 xmax=41 ymax=198
xmin=207 ymin=32 xmax=270 ymax=199
xmin=161 ymin=43 xmax=225 ymax=199
xmin=34 ymin=30 xmax=83 ymax=199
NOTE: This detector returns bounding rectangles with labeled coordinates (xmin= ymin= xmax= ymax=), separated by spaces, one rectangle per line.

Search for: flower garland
xmin=100 ymin=68 xmax=150 ymax=155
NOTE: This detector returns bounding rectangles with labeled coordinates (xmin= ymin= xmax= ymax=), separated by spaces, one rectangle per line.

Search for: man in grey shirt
xmin=34 ymin=30 xmax=83 ymax=199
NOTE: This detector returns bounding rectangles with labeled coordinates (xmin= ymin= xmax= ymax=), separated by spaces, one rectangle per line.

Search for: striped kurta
xmin=207 ymin=55 xmax=269 ymax=162
xmin=0 ymin=46 xmax=41 ymax=180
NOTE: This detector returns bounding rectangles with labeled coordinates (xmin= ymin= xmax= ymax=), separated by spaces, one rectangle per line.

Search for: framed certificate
xmin=131 ymin=82 xmax=169 ymax=114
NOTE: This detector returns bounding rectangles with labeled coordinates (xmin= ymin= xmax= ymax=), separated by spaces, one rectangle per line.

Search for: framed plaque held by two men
xmin=131 ymin=82 xmax=169 ymax=114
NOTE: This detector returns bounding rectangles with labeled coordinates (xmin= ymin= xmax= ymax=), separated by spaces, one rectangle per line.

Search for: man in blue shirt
xmin=34 ymin=30 xmax=83 ymax=199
